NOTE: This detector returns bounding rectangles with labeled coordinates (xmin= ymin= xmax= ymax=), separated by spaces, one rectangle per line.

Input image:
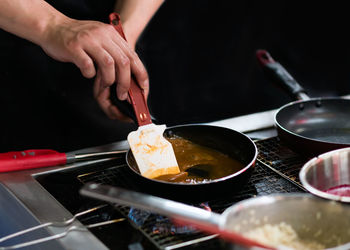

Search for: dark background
xmin=141 ymin=1 xmax=350 ymax=125
xmin=1 ymin=0 xmax=350 ymax=152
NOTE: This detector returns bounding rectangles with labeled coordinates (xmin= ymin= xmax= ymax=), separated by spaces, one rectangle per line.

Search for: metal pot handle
xmin=80 ymin=183 xmax=275 ymax=249
xmin=256 ymin=49 xmax=310 ymax=101
xmin=80 ymin=183 xmax=221 ymax=227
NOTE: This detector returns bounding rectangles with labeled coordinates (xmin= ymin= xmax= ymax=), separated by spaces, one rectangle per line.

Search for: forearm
xmin=0 ymin=0 xmax=68 ymax=46
xmin=115 ymin=0 xmax=164 ymax=47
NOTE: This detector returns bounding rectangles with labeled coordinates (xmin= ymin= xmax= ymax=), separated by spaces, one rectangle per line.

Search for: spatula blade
xmin=128 ymin=124 xmax=180 ymax=179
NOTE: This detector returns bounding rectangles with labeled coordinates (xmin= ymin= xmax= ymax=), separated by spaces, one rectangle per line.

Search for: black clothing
xmin=141 ymin=1 xmax=350 ymax=125
xmin=1 ymin=0 xmax=350 ymax=152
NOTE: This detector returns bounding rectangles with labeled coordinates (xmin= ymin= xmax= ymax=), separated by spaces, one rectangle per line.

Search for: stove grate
xmin=256 ymin=137 xmax=309 ymax=189
xmin=76 ymin=136 xmax=309 ymax=249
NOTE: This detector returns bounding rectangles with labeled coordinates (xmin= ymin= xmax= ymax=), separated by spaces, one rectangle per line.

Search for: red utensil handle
xmin=109 ymin=13 xmax=152 ymax=127
xmin=0 ymin=149 xmax=67 ymax=172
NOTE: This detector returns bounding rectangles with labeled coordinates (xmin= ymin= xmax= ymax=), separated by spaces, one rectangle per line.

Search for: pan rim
xmin=126 ymin=124 xmax=258 ymax=186
xmin=274 ymin=97 xmax=350 ymax=146
xmin=218 ymin=193 xmax=350 ymax=250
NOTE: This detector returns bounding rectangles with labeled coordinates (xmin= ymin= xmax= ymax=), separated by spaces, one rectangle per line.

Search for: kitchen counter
xmin=0 ymin=109 xmax=278 ymax=250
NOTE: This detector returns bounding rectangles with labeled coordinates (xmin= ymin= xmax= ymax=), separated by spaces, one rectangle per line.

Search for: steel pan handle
xmin=256 ymin=49 xmax=309 ymax=101
xmin=80 ymin=183 xmax=275 ymax=249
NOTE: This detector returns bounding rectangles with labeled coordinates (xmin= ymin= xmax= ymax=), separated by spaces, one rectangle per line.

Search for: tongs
xmin=0 ymin=204 xmax=124 ymax=249
xmin=0 ymin=149 xmax=127 ymax=172
xmin=109 ymin=13 xmax=180 ymax=179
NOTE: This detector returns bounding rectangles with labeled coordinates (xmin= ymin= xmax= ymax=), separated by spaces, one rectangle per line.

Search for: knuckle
xmin=103 ymin=55 xmax=114 ymax=67
xmin=139 ymin=67 xmax=148 ymax=79
xmin=76 ymin=30 xmax=91 ymax=41
xmin=79 ymin=60 xmax=95 ymax=78
xmin=81 ymin=58 xmax=94 ymax=70
xmin=65 ymin=39 xmax=79 ymax=51
xmin=119 ymin=56 xmax=130 ymax=68
xmin=106 ymin=25 xmax=116 ymax=33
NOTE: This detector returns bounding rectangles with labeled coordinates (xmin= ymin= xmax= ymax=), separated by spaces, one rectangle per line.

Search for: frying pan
xmin=125 ymin=124 xmax=258 ymax=202
xmin=256 ymin=49 xmax=350 ymax=156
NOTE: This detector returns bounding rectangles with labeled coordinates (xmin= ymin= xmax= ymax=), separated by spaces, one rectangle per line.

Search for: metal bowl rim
xmin=300 ymin=147 xmax=350 ymax=203
xmin=219 ymin=193 xmax=350 ymax=250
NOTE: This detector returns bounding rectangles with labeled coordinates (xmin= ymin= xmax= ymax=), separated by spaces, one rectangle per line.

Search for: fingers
xmin=71 ymin=50 xmax=96 ymax=79
xmin=42 ymin=18 xmax=149 ymax=121
xmin=130 ymin=52 xmax=149 ymax=98
xmin=75 ymin=24 xmax=149 ymax=101
xmin=87 ymin=36 xmax=145 ymax=101
xmin=94 ymin=76 xmax=133 ymax=122
xmin=111 ymin=34 xmax=149 ymax=98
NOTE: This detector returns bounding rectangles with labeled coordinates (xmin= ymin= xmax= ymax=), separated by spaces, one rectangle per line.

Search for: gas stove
xmin=0 ymin=110 xmax=311 ymax=250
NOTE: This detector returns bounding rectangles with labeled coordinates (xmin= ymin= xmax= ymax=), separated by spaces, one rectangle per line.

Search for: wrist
xmin=34 ymin=11 xmax=70 ymax=47
xmin=121 ymin=21 xmax=139 ymax=50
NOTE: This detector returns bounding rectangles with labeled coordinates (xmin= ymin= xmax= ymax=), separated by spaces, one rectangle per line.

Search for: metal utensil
xmin=0 ymin=204 xmax=124 ymax=249
xmin=80 ymin=183 xmax=275 ymax=249
xmin=185 ymin=164 xmax=211 ymax=178
xmin=0 ymin=149 xmax=127 ymax=172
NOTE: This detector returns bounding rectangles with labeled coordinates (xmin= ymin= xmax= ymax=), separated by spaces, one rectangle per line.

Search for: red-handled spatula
xmin=109 ymin=13 xmax=180 ymax=179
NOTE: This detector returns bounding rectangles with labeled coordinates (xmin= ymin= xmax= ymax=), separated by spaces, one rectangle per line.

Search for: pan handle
xmin=256 ymin=50 xmax=310 ymax=101
xmin=81 ymin=183 xmax=221 ymax=227
xmin=80 ymin=183 xmax=275 ymax=249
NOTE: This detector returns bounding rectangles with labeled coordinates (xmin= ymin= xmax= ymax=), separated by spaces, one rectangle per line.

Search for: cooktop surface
xmin=35 ymin=137 xmax=308 ymax=250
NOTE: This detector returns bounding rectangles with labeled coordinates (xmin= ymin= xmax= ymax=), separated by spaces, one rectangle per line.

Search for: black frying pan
xmin=256 ymin=50 xmax=350 ymax=156
xmin=125 ymin=124 xmax=257 ymax=202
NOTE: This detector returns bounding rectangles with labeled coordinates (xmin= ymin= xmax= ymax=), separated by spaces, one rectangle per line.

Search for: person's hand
xmin=40 ymin=17 xmax=149 ymax=120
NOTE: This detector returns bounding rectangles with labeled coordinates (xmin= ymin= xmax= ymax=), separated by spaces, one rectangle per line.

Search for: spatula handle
xmin=0 ymin=150 xmax=67 ymax=172
xmin=109 ymin=13 xmax=152 ymax=126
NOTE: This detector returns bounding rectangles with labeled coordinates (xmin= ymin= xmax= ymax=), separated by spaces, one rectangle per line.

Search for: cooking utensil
xmin=300 ymin=147 xmax=350 ymax=202
xmin=109 ymin=13 xmax=180 ymax=179
xmin=81 ymin=184 xmax=350 ymax=249
xmin=0 ymin=149 xmax=127 ymax=173
xmin=80 ymin=183 xmax=275 ymax=249
xmin=124 ymin=124 xmax=257 ymax=202
xmin=257 ymin=49 xmax=350 ymax=156
xmin=0 ymin=204 xmax=124 ymax=249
